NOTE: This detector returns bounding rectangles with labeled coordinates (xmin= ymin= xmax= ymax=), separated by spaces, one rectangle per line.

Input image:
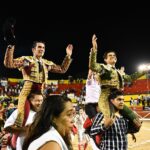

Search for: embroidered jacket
xmin=4 ymin=46 xmax=72 ymax=84
xmin=89 ymin=50 xmax=145 ymax=89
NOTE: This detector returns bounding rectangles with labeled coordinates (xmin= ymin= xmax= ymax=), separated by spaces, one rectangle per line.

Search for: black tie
xmin=38 ymin=61 xmax=43 ymax=72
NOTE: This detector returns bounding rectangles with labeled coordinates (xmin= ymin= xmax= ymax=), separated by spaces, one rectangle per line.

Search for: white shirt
xmin=4 ymin=109 xmax=36 ymax=150
xmin=85 ymin=77 xmax=101 ymax=104
xmin=28 ymin=126 xmax=69 ymax=150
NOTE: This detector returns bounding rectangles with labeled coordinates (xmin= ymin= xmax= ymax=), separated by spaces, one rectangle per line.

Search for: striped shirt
xmin=90 ymin=112 xmax=129 ymax=150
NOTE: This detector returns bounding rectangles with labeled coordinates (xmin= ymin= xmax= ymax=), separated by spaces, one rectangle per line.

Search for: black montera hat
xmin=2 ymin=17 xmax=16 ymax=45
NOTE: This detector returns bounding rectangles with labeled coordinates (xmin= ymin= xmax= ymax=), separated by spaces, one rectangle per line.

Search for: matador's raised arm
xmin=4 ymin=45 xmax=24 ymax=68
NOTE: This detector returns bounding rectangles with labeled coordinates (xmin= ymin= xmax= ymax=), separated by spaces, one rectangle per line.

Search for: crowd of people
xmin=0 ymin=32 xmax=145 ymax=150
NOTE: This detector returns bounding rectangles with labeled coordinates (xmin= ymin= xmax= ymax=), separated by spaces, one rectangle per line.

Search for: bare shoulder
xmin=39 ymin=141 xmax=61 ymax=150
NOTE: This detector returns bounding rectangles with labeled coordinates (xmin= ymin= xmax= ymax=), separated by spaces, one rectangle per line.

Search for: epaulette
xmin=102 ymin=64 xmax=112 ymax=71
xmin=23 ymin=56 xmax=34 ymax=62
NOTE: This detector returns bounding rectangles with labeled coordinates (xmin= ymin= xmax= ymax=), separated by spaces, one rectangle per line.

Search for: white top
xmin=28 ymin=126 xmax=69 ymax=150
xmin=85 ymin=77 xmax=101 ymax=104
xmin=4 ymin=109 xmax=36 ymax=150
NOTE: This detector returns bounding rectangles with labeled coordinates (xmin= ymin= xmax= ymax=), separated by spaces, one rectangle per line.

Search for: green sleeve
xmin=89 ymin=50 xmax=103 ymax=73
xmin=123 ymin=71 xmax=145 ymax=82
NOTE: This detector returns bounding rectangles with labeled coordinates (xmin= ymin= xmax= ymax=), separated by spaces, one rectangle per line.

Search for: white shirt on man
xmin=85 ymin=77 xmax=101 ymax=104
xmin=4 ymin=109 xmax=36 ymax=150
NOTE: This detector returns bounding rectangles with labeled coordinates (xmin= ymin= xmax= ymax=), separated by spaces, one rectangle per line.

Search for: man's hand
xmin=1 ymin=133 xmax=11 ymax=147
xmin=119 ymin=66 xmax=125 ymax=75
xmin=92 ymin=34 xmax=98 ymax=51
xmin=66 ymin=44 xmax=73 ymax=57
xmin=104 ymin=115 xmax=116 ymax=128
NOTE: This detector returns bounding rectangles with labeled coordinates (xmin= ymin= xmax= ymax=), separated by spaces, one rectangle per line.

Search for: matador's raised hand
xmin=119 ymin=66 xmax=125 ymax=76
xmin=66 ymin=44 xmax=73 ymax=57
xmin=92 ymin=34 xmax=98 ymax=51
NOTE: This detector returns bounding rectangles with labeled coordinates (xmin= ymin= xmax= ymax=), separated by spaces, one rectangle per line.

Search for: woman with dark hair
xmin=23 ymin=95 xmax=74 ymax=150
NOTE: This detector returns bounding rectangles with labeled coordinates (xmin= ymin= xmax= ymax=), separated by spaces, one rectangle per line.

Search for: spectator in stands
xmin=4 ymin=41 xmax=73 ymax=127
xmin=147 ymin=95 xmax=150 ymax=107
xmin=141 ymin=95 xmax=145 ymax=110
xmin=137 ymin=95 xmax=141 ymax=105
xmin=2 ymin=91 xmax=43 ymax=150
xmin=23 ymin=95 xmax=74 ymax=150
xmin=90 ymin=88 xmax=138 ymax=149
xmin=0 ymin=103 xmax=5 ymax=129
xmin=5 ymin=103 xmax=16 ymax=119
xmin=134 ymin=98 xmax=138 ymax=106
xmin=130 ymin=97 xmax=134 ymax=106
xmin=89 ymin=34 xmax=144 ymax=131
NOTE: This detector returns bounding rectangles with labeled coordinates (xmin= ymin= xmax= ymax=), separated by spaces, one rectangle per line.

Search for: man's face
xmin=30 ymin=94 xmax=43 ymax=112
xmin=32 ymin=43 xmax=45 ymax=58
xmin=111 ymin=95 xmax=124 ymax=110
xmin=104 ymin=52 xmax=117 ymax=65
xmin=79 ymin=108 xmax=84 ymax=116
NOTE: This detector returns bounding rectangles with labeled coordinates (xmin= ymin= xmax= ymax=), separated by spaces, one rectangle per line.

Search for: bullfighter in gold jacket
xmin=4 ymin=41 xmax=73 ymax=127
xmin=89 ymin=34 xmax=145 ymax=130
